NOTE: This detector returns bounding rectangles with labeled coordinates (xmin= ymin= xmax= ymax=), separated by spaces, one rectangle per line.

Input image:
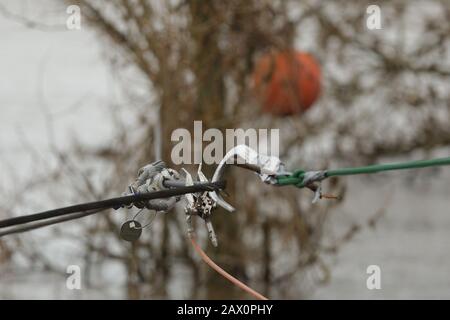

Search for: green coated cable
xmin=326 ymin=156 xmax=450 ymax=177
xmin=277 ymin=156 xmax=450 ymax=188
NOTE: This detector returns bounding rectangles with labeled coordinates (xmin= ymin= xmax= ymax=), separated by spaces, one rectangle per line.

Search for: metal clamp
xmin=183 ymin=165 xmax=219 ymax=247
xmin=124 ymin=160 xmax=181 ymax=211
xmin=209 ymin=145 xmax=289 ymax=211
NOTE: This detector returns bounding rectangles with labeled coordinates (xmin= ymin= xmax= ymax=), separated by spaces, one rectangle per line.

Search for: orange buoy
xmin=252 ymin=50 xmax=321 ymax=116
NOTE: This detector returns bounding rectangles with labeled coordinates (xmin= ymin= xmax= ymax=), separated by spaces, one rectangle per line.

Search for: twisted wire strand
xmin=277 ymin=156 xmax=450 ymax=187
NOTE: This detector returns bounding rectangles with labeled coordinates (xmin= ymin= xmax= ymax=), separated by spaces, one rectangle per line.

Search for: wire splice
xmin=276 ymin=156 xmax=450 ymax=202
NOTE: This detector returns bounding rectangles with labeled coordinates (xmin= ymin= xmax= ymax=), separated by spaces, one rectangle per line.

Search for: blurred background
xmin=0 ymin=0 xmax=450 ymax=299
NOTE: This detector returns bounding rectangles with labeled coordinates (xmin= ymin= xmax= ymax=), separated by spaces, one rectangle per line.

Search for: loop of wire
xmin=132 ymin=208 xmax=158 ymax=230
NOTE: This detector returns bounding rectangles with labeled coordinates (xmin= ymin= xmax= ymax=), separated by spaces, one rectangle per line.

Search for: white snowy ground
xmin=1 ymin=0 xmax=450 ymax=299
